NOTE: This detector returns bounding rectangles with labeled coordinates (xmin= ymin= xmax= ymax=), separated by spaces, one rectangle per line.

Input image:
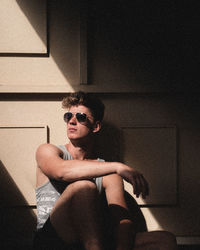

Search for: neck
xmin=66 ymin=139 xmax=95 ymax=160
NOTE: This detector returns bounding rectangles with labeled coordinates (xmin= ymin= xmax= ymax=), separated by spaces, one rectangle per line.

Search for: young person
xmin=34 ymin=91 xmax=177 ymax=250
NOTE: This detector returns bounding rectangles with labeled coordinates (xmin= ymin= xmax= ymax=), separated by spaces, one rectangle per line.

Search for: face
xmin=65 ymin=105 xmax=100 ymax=141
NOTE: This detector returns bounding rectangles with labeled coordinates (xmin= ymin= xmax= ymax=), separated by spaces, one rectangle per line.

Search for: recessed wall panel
xmin=122 ymin=126 xmax=177 ymax=206
xmin=0 ymin=126 xmax=48 ymax=206
xmin=0 ymin=0 xmax=47 ymax=54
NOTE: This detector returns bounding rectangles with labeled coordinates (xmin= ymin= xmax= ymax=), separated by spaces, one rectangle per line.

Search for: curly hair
xmin=62 ymin=91 xmax=105 ymax=122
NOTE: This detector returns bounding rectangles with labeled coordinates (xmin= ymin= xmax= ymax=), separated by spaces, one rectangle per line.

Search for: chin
xmin=68 ymin=134 xmax=82 ymax=140
xmin=68 ymin=135 xmax=78 ymax=140
xmin=68 ymin=134 xmax=91 ymax=143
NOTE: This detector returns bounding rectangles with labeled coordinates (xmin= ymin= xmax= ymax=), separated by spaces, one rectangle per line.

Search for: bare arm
xmin=36 ymin=143 xmax=149 ymax=198
xmin=36 ymin=144 xmax=117 ymax=182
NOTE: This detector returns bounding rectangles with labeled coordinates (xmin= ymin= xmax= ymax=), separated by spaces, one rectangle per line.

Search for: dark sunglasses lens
xmin=64 ymin=112 xmax=72 ymax=122
xmin=76 ymin=113 xmax=87 ymax=122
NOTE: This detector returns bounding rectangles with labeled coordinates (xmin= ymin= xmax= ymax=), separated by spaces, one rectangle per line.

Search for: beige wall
xmin=0 ymin=0 xmax=200 ymax=243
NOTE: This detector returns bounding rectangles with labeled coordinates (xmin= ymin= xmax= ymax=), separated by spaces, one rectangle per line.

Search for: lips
xmin=68 ymin=128 xmax=77 ymax=132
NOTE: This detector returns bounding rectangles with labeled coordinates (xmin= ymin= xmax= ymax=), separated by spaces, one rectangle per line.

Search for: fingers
xmin=132 ymin=173 xmax=149 ymax=199
xmin=119 ymin=164 xmax=149 ymax=198
xmin=142 ymin=175 xmax=149 ymax=198
xmin=132 ymin=175 xmax=141 ymax=198
xmin=139 ymin=174 xmax=149 ymax=199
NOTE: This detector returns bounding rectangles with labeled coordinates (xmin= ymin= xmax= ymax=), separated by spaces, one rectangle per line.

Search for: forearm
xmin=57 ymin=160 xmax=120 ymax=182
xmin=36 ymin=144 xmax=121 ymax=181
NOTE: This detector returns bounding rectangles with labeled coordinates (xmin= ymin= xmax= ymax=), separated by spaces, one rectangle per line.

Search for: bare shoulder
xmin=35 ymin=143 xmax=63 ymax=169
xmin=36 ymin=143 xmax=61 ymax=153
xmin=36 ymin=143 xmax=62 ymax=158
xmin=35 ymin=144 xmax=60 ymax=187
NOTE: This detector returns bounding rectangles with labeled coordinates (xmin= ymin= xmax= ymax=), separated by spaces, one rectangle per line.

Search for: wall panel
xmin=0 ymin=126 xmax=48 ymax=206
xmin=0 ymin=0 xmax=47 ymax=54
xmin=122 ymin=126 xmax=177 ymax=205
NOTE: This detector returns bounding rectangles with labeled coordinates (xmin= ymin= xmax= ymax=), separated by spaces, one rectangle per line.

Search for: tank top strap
xmin=57 ymin=145 xmax=73 ymax=160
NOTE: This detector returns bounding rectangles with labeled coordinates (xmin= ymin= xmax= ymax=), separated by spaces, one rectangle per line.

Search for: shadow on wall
xmin=94 ymin=118 xmax=193 ymax=235
xmin=16 ymin=0 xmax=80 ymax=84
xmin=95 ymin=121 xmax=122 ymax=162
xmin=16 ymin=0 xmax=47 ymax=47
xmin=15 ymin=0 xmax=200 ymax=91
xmin=95 ymin=122 xmax=147 ymax=233
xmin=0 ymin=161 xmax=36 ymax=243
xmin=88 ymin=0 xmax=199 ymax=90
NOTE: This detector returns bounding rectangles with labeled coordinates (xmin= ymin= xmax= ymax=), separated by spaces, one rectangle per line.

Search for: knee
xmin=68 ymin=180 xmax=98 ymax=196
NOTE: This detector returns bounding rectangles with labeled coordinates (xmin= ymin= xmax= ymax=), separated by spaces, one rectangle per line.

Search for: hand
xmin=117 ymin=163 xmax=149 ymax=199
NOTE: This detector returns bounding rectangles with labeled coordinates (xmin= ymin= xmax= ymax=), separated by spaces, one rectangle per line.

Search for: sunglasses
xmin=64 ymin=112 xmax=88 ymax=123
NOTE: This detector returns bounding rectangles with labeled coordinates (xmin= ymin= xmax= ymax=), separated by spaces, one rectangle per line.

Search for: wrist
xmin=115 ymin=162 xmax=124 ymax=175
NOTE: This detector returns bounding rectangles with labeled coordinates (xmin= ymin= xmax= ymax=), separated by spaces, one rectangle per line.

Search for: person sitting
xmin=34 ymin=91 xmax=177 ymax=250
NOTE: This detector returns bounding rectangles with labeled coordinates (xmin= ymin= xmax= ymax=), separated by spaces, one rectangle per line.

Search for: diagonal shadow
xmin=13 ymin=0 xmax=200 ymax=91
xmin=0 ymin=160 xmax=36 ymax=242
xmin=15 ymin=0 xmax=81 ymax=85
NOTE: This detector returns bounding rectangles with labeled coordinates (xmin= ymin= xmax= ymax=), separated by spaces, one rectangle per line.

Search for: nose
xmin=69 ymin=114 xmax=77 ymax=125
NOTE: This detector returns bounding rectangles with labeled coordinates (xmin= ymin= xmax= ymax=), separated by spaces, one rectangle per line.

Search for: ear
xmin=92 ymin=121 xmax=101 ymax=133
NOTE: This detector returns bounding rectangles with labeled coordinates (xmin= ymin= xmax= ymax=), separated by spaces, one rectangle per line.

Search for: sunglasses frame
xmin=64 ymin=112 xmax=88 ymax=123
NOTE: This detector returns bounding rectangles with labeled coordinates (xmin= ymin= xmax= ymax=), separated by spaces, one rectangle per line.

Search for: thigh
xmin=50 ymin=180 xmax=99 ymax=244
xmin=49 ymin=183 xmax=82 ymax=244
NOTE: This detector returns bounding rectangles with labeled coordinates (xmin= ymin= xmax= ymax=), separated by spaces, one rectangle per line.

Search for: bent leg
xmin=50 ymin=180 xmax=104 ymax=250
xmin=133 ymin=231 xmax=178 ymax=250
